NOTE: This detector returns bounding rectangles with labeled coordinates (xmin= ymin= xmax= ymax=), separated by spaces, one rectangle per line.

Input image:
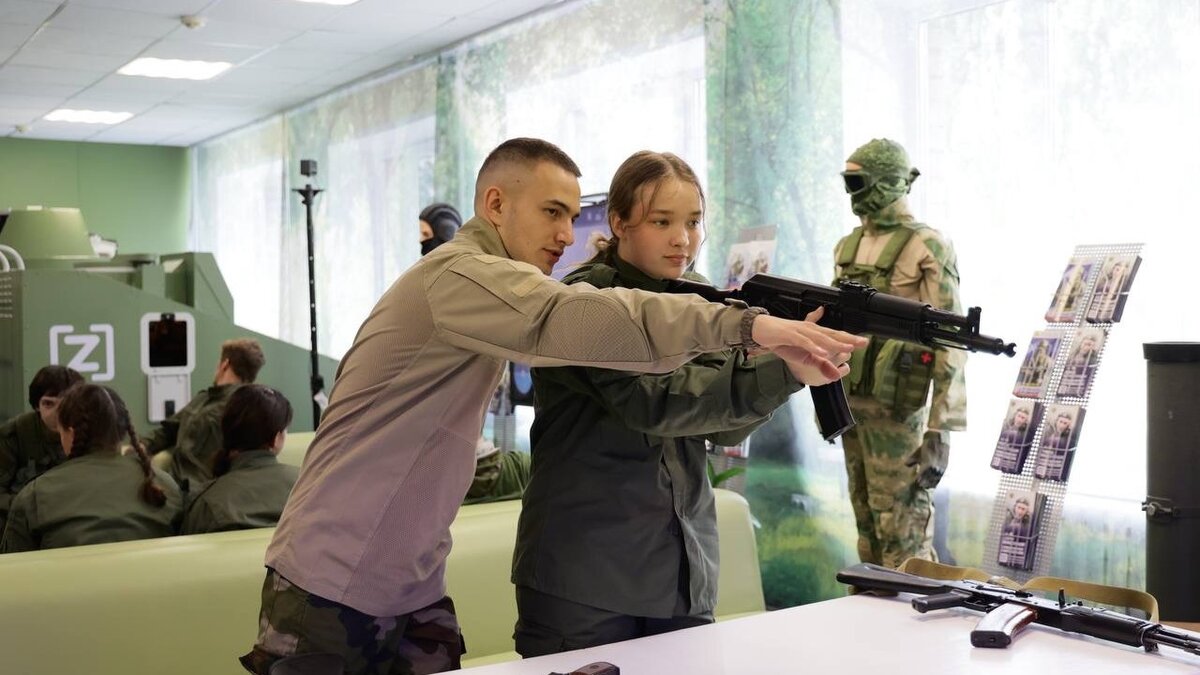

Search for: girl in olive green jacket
xmin=512 ymin=151 xmax=847 ymax=657
xmin=0 ymin=384 xmax=181 ymax=553
xmin=182 ymin=385 xmax=299 ymax=535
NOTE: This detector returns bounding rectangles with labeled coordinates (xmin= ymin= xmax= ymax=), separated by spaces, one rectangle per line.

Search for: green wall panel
xmin=0 ymin=138 xmax=190 ymax=255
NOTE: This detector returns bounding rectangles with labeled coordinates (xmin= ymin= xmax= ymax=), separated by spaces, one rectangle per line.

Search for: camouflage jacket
xmin=464 ymin=449 xmax=531 ymax=505
xmin=180 ymin=449 xmax=299 ymax=535
xmin=0 ymin=452 xmax=181 ymax=553
xmin=512 ymin=254 xmax=804 ymax=618
xmin=145 ymin=383 xmax=240 ymax=489
xmin=0 ymin=411 xmax=67 ymax=536
xmin=833 ymin=221 xmax=968 ymax=431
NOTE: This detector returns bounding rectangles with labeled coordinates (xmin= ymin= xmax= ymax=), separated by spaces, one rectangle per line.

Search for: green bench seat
xmin=0 ymin=447 xmax=763 ymax=675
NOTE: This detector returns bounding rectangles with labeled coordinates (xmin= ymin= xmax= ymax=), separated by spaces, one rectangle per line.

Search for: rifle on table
xmin=664 ymin=274 xmax=1016 ymax=441
xmin=837 ymin=563 xmax=1200 ymax=657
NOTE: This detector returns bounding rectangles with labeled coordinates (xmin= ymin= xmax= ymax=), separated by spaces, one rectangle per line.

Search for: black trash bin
xmin=1143 ymin=342 xmax=1200 ymax=621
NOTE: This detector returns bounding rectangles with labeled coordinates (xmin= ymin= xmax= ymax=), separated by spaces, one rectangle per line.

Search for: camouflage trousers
xmin=240 ymin=569 xmax=464 ymax=675
xmin=842 ymin=400 xmax=936 ymax=569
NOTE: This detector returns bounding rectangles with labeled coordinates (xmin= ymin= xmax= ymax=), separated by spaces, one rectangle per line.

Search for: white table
xmin=462 ymin=594 xmax=1200 ymax=674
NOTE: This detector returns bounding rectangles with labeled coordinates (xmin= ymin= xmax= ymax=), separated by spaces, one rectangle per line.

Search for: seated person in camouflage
xmin=146 ymin=338 xmax=265 ymax=491
xmin=182 ymin=385 xmax=299 ymax=534
xmin=1 ymin=384 xmax=181 ymax=552
xmin=0 ymin=365 xmax=84 ymax=535
xmin=463 ymin=437 xmax=531 ymax=505
xmin=513 ymin=152 xmax=850 ymax=657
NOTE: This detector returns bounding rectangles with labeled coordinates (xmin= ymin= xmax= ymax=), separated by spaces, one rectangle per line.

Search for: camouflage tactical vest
xmin=836 ymin=224 xmax=936 ymax=419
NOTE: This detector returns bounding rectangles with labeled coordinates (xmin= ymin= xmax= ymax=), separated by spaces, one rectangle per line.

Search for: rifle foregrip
xmin=971 ymin=603 xmax=1037 ymax=649
xmin=811 ymin=383 xmax=856 ymax=441
xmin=1060 ymin=606 xmax=1153 ymax=648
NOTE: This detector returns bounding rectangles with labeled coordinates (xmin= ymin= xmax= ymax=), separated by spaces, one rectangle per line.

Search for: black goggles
xmin=840 ymin=171 xmax=911 ymax=195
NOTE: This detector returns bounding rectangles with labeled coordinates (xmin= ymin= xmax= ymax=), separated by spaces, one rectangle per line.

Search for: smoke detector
xmin=180 ymin=15 xmax=206 ymax=30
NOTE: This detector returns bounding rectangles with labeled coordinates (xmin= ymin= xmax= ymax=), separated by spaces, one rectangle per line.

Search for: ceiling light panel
xmin=44 ymin=109 xmax=134 ymax=124
xmin=118 ymin=57 xmax=232 ymax=80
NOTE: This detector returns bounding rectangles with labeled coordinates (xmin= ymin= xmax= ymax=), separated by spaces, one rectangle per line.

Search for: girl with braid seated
xmin=0 ymin=384 xmax=182 ymax=553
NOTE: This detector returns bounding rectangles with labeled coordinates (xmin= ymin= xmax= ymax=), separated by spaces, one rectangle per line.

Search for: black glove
xmin=905 ymin=430 xmax=950 ymax=489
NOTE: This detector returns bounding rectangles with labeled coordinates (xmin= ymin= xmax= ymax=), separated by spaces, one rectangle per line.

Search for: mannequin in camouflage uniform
xmin=834 ymin=138 xmax=968 ymax=569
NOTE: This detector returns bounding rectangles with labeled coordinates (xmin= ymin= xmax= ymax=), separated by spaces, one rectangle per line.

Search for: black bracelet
xmin=740 ymin=307 xmax=769 ymax=350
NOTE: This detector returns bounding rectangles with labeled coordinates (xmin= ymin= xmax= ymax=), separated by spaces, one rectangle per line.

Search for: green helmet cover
xmin=844 ymin=138 xmax=920 ymax=217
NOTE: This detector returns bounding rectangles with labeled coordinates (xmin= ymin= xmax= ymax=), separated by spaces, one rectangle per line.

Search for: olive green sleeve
xmin=464 ymin=450 xmax=531 ymax=505
xmin=536 ymin=351 xmax=802 ymax=439
xmin=144 ymin=411 xmax=183 ymax=455
xmin=0 ymin=428 xmax=17 ymax=531
xmin=494 ymin=451 xmax=532 ymax=498
xmin=185 ymin=404 xmax=226 ymax=470
xmin=0 ymin=486 xmax=37 ymax=553
xmin=181 ymin=495 xmax=219 ymax=535
xmin=703 ymin=414 xmax=773 ymax=447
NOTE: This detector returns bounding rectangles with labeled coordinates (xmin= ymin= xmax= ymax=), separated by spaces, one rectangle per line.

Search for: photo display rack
xmin=982 ymin=243 xmax=1143 ymax=581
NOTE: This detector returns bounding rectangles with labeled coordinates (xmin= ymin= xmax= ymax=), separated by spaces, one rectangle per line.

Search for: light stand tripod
xmin=294 ymin=159 xmax=326 ymax=428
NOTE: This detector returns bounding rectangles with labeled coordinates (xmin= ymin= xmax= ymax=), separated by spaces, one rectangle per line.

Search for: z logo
xmin=49 ymin=324 xmax=115 ymax=382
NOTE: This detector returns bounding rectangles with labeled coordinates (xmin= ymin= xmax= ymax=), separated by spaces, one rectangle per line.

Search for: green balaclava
xmin=843 ymin=138 xmax=920 ymax=218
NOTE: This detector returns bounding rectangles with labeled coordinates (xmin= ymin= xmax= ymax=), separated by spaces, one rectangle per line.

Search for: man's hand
xmin=752 ymin=306 xmax=866 ymax=382
xmin=905 ymin=430 xmax=950 ymax=489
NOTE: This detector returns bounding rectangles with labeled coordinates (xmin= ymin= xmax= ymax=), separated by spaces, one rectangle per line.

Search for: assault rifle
xmin=837 ymin=563 xmax=1200 ymax=657
xmin=663 ymin=275 xmax=1016 ymax=441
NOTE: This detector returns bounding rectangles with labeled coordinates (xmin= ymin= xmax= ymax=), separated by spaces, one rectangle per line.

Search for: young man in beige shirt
xmin=242 ymin=138 xmax=865 ymax=675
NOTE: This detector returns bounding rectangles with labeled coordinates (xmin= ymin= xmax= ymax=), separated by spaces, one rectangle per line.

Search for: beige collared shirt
xmin=266 ymin=217 xmax=748 ymax=617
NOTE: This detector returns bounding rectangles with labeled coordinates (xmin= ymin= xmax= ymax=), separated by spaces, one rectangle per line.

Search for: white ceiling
xmin=0 ymin=0 xmax=561 ymax=146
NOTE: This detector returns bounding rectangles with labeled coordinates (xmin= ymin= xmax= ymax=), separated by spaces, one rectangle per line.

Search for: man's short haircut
xmin=476 ymin=138 xmax=582 ymax=184
xmin=221 ymin=338 xmax=266 ymax=383
xmin=28 ymin=365 xmax=84 ymax=410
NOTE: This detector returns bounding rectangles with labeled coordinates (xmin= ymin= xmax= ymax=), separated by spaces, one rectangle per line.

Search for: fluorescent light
xmin=44 ymin=109 xmax=133 ymax=125
xmin=118 ymin=57 xmax=232 ymax=81
xmin=292 ymin=0 xmax=362 ymax=4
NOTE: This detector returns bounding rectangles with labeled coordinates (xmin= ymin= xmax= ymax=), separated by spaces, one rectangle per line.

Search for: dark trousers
xmin=514 ymin=585 xmax=713 ymax=658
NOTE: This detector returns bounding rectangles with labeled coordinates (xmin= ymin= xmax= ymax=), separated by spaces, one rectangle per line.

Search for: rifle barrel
xmin=1147 ymin=626 xmax=1200 ymax=656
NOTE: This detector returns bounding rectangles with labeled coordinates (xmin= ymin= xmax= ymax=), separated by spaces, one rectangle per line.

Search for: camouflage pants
xmin=842 ymin=401 xmax=935 ymax=569
xmin=240 ymin=569 xmax=464 ymax=675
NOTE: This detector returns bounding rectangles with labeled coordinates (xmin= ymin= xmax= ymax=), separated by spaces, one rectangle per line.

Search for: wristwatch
xmin=740 ymin=307 xmax=769 ymax=350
